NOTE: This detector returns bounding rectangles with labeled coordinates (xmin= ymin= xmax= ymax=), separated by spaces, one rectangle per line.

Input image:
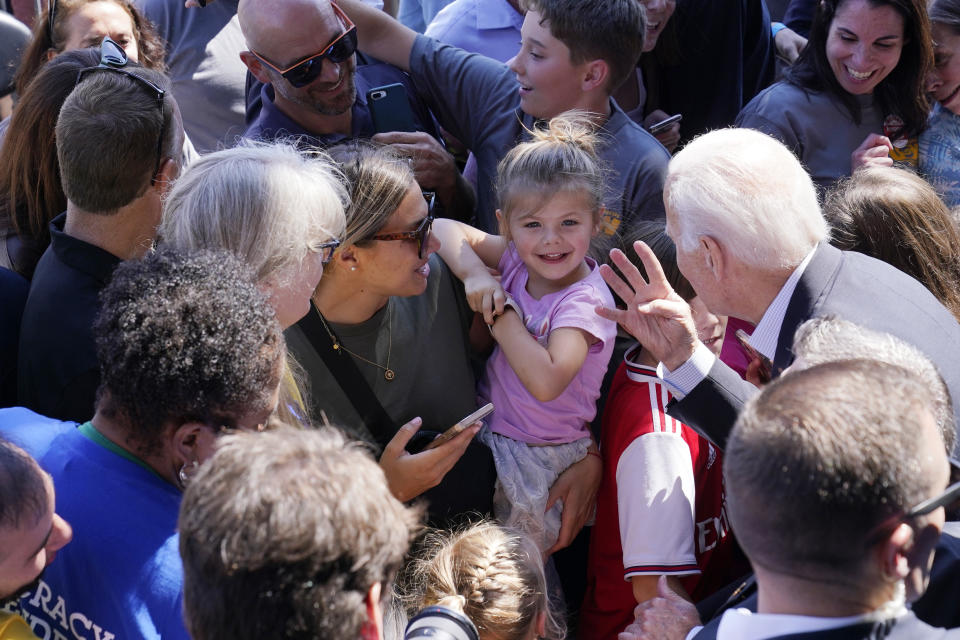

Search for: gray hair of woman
xmin=160 ymin=140 xmax=347 ymax=290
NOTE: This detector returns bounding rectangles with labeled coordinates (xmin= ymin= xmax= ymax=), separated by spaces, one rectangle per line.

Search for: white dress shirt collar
xmin=747 ymin=247 xmax=817 ymax=361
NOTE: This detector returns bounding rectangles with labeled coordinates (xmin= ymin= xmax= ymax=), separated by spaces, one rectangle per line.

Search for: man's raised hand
xmin=595 ymin=241 xmax=699 ymax=371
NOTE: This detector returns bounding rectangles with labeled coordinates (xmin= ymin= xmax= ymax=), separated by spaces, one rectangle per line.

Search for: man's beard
xmin=280 ymin=61 xmax=358 ymax=117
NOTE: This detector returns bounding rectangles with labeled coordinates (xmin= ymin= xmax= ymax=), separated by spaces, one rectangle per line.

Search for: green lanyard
xmin=77 ymin=421 xmax=168 ymax=483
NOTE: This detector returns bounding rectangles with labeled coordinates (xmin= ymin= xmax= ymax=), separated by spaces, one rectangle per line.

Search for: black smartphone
xmin=367 ymin=83 xmax=417 ymax=133
xmin=648 ymin=113 xmax=682 ymax=134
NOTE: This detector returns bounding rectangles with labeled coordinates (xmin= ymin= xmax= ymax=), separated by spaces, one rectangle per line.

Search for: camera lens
xmin=404 ymin=605 xmax=479 ymax=640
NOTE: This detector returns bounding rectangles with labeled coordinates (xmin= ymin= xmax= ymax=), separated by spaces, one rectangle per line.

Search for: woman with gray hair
xmin=159 ymin=140 xmax=346 ymax=424
xmin=159 ymin=140 xmax=346 ymax=329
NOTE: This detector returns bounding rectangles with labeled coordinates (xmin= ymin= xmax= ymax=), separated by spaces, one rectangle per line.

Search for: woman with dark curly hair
xmin=737 ymin=0 xmax=932 ymax=191
xmin=13 ymin=0 xmax=166 ymax=98
xmin=0 ymin=247 xmax=284 ymax=640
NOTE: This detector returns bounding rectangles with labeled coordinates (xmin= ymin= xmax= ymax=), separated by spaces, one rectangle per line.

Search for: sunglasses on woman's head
xmin=249 ymin=3 xmax=358 ymax=88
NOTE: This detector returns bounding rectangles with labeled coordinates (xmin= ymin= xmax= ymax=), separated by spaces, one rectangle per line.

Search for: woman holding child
xmin=288 ymin=140 xmax=600 ymax=534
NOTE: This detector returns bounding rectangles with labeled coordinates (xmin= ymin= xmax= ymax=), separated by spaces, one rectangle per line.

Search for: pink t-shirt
xmin=478 ymin=244 xmax=617 ymax=445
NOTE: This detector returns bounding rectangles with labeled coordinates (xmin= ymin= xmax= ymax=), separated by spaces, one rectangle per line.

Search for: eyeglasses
xmin=47 ymin=0 xmax=58 ymax=43
xmin=370 ymin=192 xmax=435 ymax=259
xmin=76 ymin=37 xmax=166 ymax=185
xmin=314 ymin=238 xmax=342 ymax=264
xmin=904 ymin=457 xmax=960 ymax=519
xmin=865 ymin=457 xmax=960 ymax=546
xmin=215 ymin=422 xmax=267 ymax=434
xmin=249 ymin=3 xmax=358 ymax=88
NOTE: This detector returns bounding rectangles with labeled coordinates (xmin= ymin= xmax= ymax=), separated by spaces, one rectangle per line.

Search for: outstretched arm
xmin=433 ymin=219 xmax=508 ymax=323
xmin=337 ymin=0 xmax=417 ymax=71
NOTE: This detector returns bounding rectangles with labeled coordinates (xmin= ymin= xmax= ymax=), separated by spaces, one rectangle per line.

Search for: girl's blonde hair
xmin=495 ymin=110 xmax=606 ymax=231
xmin=402 ymin=521 xmax=565 ymax=640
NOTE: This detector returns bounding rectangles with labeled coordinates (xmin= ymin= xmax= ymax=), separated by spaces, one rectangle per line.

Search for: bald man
xmin=238 ymin=0 xmax=472 ymax=217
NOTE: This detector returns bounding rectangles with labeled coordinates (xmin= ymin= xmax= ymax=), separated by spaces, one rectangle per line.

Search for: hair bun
xmin=530 ymin=109 xmax=599 ymax=156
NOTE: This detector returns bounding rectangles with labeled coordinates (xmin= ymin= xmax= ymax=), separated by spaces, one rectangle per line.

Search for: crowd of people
xmin=2 ymin=0 xmax=960 ymax=638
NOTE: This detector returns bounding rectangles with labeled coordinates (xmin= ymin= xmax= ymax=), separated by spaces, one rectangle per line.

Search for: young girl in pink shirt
xmin=434 ymin=112 xmax=616 ymax=553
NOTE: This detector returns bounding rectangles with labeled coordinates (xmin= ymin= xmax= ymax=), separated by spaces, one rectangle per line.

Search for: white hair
xmin=792 ymin=316 xmax=955 ymax=454
xmin=160 ymin=140 xmax=347 ymax=288
xmin=665 ymin=128 xmax=828 ymax=270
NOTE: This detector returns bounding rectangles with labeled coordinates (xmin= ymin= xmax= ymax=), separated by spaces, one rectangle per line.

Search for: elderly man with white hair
xmin=598 ymin=127 xmax=960 ymax=452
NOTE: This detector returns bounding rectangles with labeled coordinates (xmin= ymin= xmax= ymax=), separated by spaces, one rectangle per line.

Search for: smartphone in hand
xmin=367 ymin=83 xmax=417 ymax=133
xmin=424 ymin=403 xmax=494 ymax=450
xmin=648 ymin=113 xmax=682 ymax=134
xmin=735 ymin=329 xmax=772 ymax=384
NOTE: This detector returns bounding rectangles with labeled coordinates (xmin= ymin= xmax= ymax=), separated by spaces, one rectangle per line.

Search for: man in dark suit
xmin=597 ymin=127 xmax=960 ymax=452
xmin=617 ymin=323 xmax=960 ymax=640
xmin=701 ymin=360 xmax=959 ymax=639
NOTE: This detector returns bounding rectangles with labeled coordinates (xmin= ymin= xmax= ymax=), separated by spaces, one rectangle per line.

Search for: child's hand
xmin=619 ymin=576 xmax=701 ymax=640
xmin=464 ymin=270 xmax=505 ymax=324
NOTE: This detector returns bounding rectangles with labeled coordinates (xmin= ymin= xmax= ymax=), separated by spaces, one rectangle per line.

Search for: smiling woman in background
xmin=13 ymin=0 xmax=165 ymax=97
xmin=736 ymin=0 xmax=932 ymax=191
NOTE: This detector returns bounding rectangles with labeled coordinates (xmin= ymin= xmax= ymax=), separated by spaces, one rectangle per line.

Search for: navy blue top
xmin=652 ymin=0 xmax=775 ymax=144
xmin=244 ymin=60 xmax=440 ymax=146
xmin=17 ymin=213 xmax=121 ymax=422
xmin=784 ymin=0 xmax=815 ymax=38
xmin=0 ymin=267 xmax=28 ymax=407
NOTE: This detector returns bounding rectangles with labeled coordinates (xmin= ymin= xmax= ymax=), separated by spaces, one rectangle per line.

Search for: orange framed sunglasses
xmin=249 ymin=3 xmax=357 ymax=88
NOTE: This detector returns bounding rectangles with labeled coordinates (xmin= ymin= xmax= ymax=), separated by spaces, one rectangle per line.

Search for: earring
xmin=350 ymin=266 xmax=357 ymax=272
xmin=177 ymin=460 xmax=199 ymax=489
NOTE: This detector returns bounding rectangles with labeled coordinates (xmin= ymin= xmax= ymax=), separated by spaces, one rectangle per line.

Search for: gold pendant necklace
xmin=314 ymin=302 xmax=395 ymax=381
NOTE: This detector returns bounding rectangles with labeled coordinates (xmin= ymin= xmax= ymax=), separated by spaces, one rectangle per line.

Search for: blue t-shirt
xmin=920 ymin=102 xmax=960 ymax=208
xmin=0 ymin=408 xmax=187 ymax=640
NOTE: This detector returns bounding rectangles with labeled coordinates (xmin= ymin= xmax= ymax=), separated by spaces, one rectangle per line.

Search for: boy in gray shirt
xmin=337 ymin=0 xmax=670 ymax=240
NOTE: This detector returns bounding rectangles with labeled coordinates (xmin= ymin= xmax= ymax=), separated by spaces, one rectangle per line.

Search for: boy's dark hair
xmin=615 ymin=221 xmax=696 ymax=305
xmin=93 ymin=248 xmax=283 ymax=457
xmin=521 ymin=0 xmax=647 ymax=92
xmin=0 ymin=438 xmax=47 ymax=532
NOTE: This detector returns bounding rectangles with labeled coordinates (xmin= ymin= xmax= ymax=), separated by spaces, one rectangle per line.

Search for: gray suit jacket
xmin=669 ymin=243 xmax=960 ymax=451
